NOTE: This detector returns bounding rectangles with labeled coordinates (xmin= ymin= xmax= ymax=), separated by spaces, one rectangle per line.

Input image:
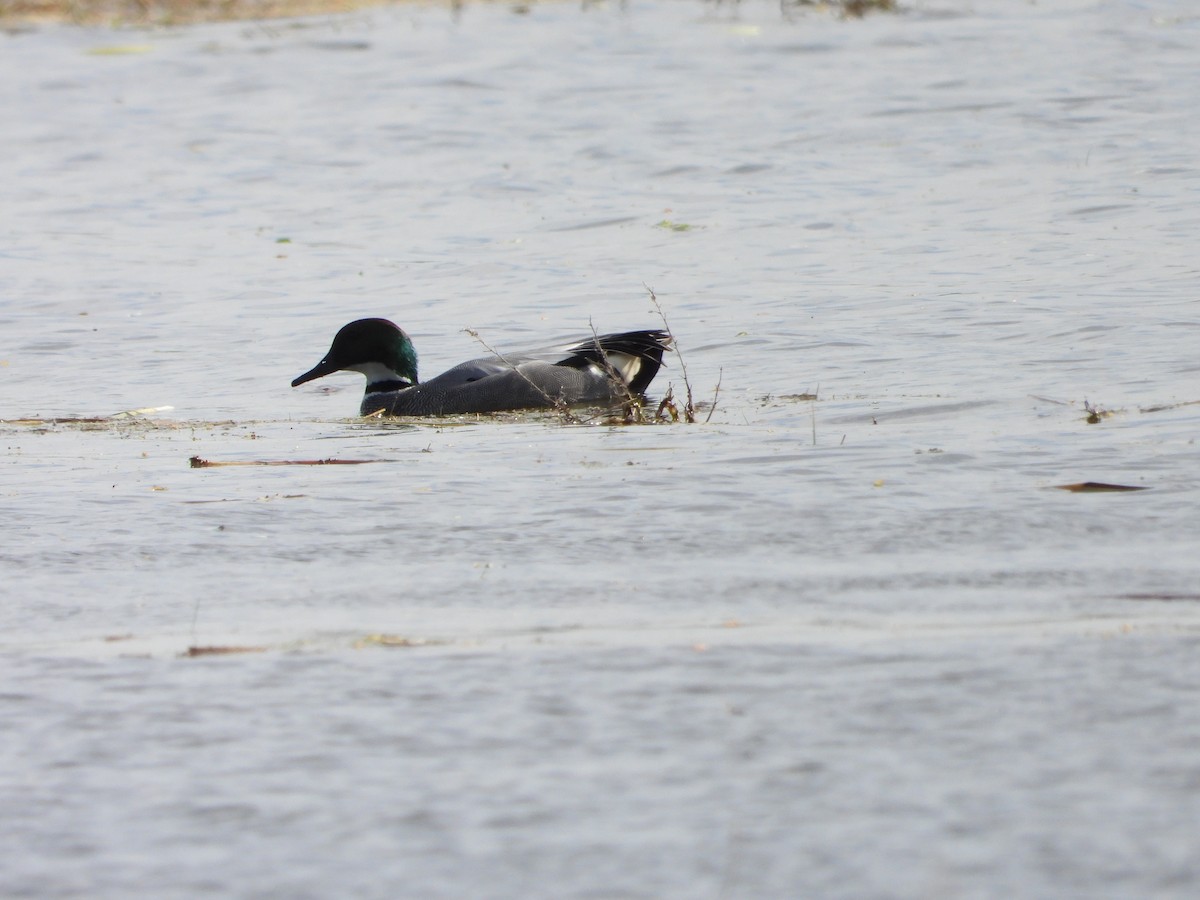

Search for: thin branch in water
xmin=644 ymin=284 xmax=695 ymax=422
xmin=464 ymin=327 xmax=578 ymax=423
xmin=704 ymin=367 xmax=723 ymax=424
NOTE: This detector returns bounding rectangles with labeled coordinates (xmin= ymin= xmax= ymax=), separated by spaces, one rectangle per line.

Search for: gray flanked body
xmin=362 ymin=355 xmax=637 ymax=416
xmin=292 ymin=318 xmax=672 ymax=417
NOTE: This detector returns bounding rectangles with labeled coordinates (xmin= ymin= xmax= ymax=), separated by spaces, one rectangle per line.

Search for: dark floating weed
xmin=1 ymin=1 xmax=403 ymax=27
xmin=779 ymin=0 xmax=898 ymax=18
xmin=1 ymin=409 xmax=179 ymax=433
xmin=838 ymin=0 xmax=897 ymax=16
xmin=1119 ymin=593 xmax=1200 ymax=603
xmin=1139 ymin=398 xmax=1200 ymax=414
xmin=1053 ymin=482 xmax=1148 ymax=493
xmin=189 ymin=455 xmax=384 ymax=468
xmin=4 ymin=0 xmax=900 ymax=27
xmin=183 ymin=645 xmax=267 ymax=657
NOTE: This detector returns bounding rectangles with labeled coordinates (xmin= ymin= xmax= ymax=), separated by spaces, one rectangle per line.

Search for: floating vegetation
xmin=1140 ymin=398 xmax=1200 ymax=414
xmin=1 ymin=0 xmax=391 ymax=27
xmin=1083 ymin=399 xmax=1113 ymax=424
xmin=86 ymin=43 xmax=152 ymax=54
xmin=780 ymin=0 xmax=897 ymax=18
xmin=183 ymin=645 xmax=268 ymax=657
xmin=838 ymin=0 xmax=896 ymax=16
xmin=1036 ymin=395 xmax=1200 ymax=418
xmin=353 ymin=634 xmax=444 ymax=649
xmin=1119 ymin=593 xmax=1200 ymax=603
xmin=189 ymin=455 xmax=385 ymax=467
xmin=1 ymin=409 xmax=180 ymax=434
xmin=3 ymin=0 xmax=901 ymax=27
xmin=1030 ymin=395 xmax=1151 ymax=423
xmin=3 ymin=416 xmax=118 ymax=429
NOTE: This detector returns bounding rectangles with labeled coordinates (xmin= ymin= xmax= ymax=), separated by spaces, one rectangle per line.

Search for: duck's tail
xmin=561 ymin=329 xmax=673 ymax=395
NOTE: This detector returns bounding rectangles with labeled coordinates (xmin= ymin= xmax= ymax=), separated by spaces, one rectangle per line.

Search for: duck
xmin=291 ymin=318 xmax=672 ymax=416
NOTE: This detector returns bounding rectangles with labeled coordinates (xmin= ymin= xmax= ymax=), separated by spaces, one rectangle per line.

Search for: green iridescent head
xmin=292 ymin=318 xmax=419 ymax=389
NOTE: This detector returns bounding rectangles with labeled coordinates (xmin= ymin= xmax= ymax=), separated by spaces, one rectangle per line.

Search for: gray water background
xmin=2 ymin=0 xmax=1200 ymax=896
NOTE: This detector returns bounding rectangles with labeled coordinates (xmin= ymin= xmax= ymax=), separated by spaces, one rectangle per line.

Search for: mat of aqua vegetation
xmin=0 ymin=0 xmax=894 ymax=26
xmin=1 ymin=0 xmax=387 ymax=25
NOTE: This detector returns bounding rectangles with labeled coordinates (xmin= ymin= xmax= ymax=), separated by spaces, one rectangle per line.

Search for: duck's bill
xmin=291 ymin=358 xmax=338 ymax=387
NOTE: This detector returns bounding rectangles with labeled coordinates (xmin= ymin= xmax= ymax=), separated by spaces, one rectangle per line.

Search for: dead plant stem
xmin=644 ymin=284 xmax=697 ymax=422
xmin=464 ymin=328 xmax=577 ymax=423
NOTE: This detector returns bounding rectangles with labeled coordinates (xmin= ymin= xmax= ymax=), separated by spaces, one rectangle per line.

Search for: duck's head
xmin=292 ymin=318 xmax=419 ymax=390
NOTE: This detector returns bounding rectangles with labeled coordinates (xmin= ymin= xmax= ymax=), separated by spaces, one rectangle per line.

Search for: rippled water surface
xmin=3 ymin=0 xmax=1200 ymax=896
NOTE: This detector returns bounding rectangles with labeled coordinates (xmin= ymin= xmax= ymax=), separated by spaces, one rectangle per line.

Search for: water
xmin=3 ymin=0 xmax=1200 ymax=896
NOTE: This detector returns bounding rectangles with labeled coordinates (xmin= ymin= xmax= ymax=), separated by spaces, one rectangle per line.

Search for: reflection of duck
xmin=292 ymin=318 xmax=672 ymax=416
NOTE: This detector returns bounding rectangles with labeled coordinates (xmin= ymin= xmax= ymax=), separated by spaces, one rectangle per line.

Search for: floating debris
xmin=1083 ymin=400 xmax=1112 ymax=424
xmin=1140 ymin=399 xmax=1200 ymax=414
xmin=183 ymin=645 xmax=267 ymax=657
xmin=2 ymin=1 xmax=398 ymax=27
xmin=189 ymin=456 xmax=384 ymax=468
xmin=1053 ymin=482 xmax=1148 ymax=493
xmin=87 ymin=44 xmax=153 ymax=56
xmin=1 ymin=409 xmax=178 ymax=433
xmin=110 ymin=405 xmax=174 ymax=418
xmin=353 ymin=634 xmax=442 ymax=649
xmin=1119 ymin=593 xmax=1200 ymax=603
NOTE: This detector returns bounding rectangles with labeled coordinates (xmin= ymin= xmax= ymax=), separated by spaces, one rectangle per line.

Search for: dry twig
xmin=464 ymin=328 xmax=578 ymax=423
